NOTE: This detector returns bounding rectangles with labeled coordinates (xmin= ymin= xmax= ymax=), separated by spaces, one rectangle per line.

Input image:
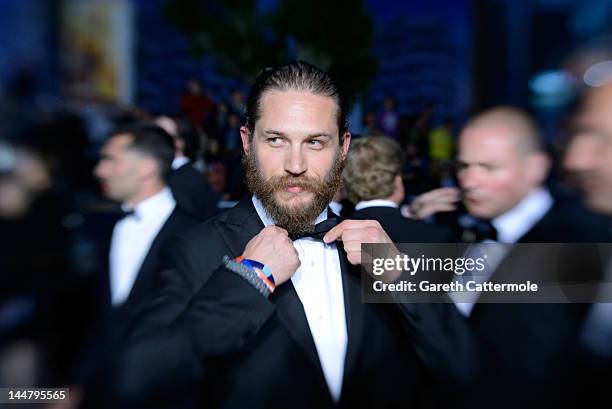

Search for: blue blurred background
xmin=2 ymin=0 xmax=611 ymax=137
xmin=1 ymin=0 xmax=612 ymax=390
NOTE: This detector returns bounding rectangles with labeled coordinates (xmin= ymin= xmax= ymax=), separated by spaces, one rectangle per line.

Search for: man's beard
xmin=243 ymin=148 xmax=345 ymax=236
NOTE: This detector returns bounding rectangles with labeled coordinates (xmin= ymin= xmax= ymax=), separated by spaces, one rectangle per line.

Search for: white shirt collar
xmin=492 ymin=187 xmax=554 ymax=243
xmin=328 ymin=201 xmax=343 ymax=217
xmin=124 ymin=187 xmax=175 ymax=221
xmin=172 ymin=156 xmax=190 ymax=170
xmin=251 ymin=195 xmax=328 ymax=227
xmin=354 ymin=199 xmax=398 ymax=211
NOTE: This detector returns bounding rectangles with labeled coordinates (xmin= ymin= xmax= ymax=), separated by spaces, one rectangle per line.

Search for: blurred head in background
xmin=94 ymin=124 xmax=174 ymax=208
xmin=456 ymin=107 xmax=551 ymax=219
xmin=564 ymin=83 xmax=612 ymax=216
xmin=343 ymin=135 xmax=404 ymax=206
xmin=155 ymin=115 xmax=202 ymax=164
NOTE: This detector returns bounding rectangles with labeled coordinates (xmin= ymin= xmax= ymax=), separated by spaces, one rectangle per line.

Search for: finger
xmin=432 ymin=203 xmax=458 ymax=212
xmin=323 ymin=219 xmax=379 ymax=243
xmin=342 ymin=239 xmax=362 ymax=254
xmin=424 ymin=203 xmax=457 ymax=215
xmin=416 ymin=200 xmax=459 ymax=217
xmin=420 ymin=187 xmax=460 ymax=202
xmin=346 ymin=251 xmax=361 ymax=265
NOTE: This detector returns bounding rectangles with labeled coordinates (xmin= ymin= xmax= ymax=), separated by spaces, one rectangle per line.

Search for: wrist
xmin=235 ymin=256 xmax=276 ymax=293
xmin=223 ymin=256 xmax=271 ymax=297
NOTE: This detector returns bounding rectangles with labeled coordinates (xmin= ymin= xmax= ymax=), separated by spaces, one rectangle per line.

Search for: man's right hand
xmin=241 ymin=226 xmax=300 ymax=286
xmin=408 ymin=187 xmax=461 ymax=219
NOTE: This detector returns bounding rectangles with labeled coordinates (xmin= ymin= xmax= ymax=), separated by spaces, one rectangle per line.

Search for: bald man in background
xmin=411 ymin=107 xmax=604 ymax=242
xmin=404 ymin=107 xmax=603 ymax=408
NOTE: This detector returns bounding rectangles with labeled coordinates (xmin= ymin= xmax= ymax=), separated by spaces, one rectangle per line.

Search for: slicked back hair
xmin=245 ymin=61 xmax=348 ymax=141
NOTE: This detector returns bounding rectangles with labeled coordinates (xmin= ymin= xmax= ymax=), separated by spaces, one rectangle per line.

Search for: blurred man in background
xmin=343 ymin=135 xmax=455 ymax=242
xmin=156 ymin=115 xmax=220 ymax=221
xmin=410 ymin=107 xmax=601 ymax=243
xmin=402 ymin=107 xmax=602 ymax=408
xmin=74 ymin=124 xmax=197 ymax=407
xmin=563 ymin=82 xmax=612 ymax=408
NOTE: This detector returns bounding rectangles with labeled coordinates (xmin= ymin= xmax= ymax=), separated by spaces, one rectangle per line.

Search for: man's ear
xmin=526 ymin=152 xmax=551 ymax=186
xmin=138 ymin=156 xmax=158 ymax=181
xmin=240 ymin=126 xmax=251 ymax=154
xmin=340 ymin=131 xmax=351 ymax=159
xmin=394 ymin=174 xmax=404 ymax=191
xmin=391 ymin=174 xmax=405 ymax=204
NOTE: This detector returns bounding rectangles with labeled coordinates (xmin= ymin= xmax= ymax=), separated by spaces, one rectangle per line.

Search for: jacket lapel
xmin=216 ymin=197 xmax=329 ymax=385
xmin=122 ymin=210 xmax=179 ymax=312
xmin=269 ymin=280 xmax=325 ymax=376
xmin=215 ymin=197 xmax=265 ymax=257
xmin=338 ymin=246 xmax=365 ymax=384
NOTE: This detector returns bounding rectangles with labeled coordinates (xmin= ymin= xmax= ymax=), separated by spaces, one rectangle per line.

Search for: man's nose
xmin=284 ymin=146 xmax=307 ymax=176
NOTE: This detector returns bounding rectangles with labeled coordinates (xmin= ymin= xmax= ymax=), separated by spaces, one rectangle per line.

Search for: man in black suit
xmin=74 ymin=124 xmax=197 ymax=407
xmin=397 ymin=107 xmax=603 ymax=408
xmin=563 ymin=82 xmax=612 ymax=408
xmin=113 ymin=62 xmax=428 ymax=409
xmin=156 ymin=115 xmax=220 ymax=221
xmin=343 ymin=135 xmax=456 ymax=242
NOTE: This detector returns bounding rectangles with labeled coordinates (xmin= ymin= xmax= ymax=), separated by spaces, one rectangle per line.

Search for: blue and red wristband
xmin=235 ymin=256 xmax=275 ymax=292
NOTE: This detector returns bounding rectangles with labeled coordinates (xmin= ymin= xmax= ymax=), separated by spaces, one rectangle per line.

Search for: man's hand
xmin=323 ymin=219 xmax=393 ymax=265
xmin=408 ymin=187 xmax=461 ymax=219
xmin=241 ymin=226 xmax=300 ymax=286
xmin=323 ymin=219 xmax=402 ymax=282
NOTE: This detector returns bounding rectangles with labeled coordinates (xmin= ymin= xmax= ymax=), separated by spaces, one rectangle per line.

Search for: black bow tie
xmin=118 ymin=208 xmax=136 ymax=220
xmin=289 ymin=217 xmax=341 ymax=241
xmin=474 ymin=220 xmax=498 ymax=242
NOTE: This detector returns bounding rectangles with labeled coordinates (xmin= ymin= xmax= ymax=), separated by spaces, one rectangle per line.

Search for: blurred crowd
xmin=0 ymin=64 xmax=611 ymax=409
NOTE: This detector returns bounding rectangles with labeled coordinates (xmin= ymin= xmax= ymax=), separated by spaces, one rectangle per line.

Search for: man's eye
xmin=481 ymin=164 xmax=497 ymax=171
xmin=267 ymin=137 xmax=283 ymax=146
xmin=308 ymin=139 xmax=323 ymax=147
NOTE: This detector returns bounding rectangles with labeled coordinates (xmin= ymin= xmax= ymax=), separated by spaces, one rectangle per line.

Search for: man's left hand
xmin=323 ymin=219 xmax=397 ymax=265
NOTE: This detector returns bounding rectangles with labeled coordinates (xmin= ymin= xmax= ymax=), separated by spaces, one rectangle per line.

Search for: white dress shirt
xmin=491 ymin=187 xmax=554 ymax=244
xmin=171 ymin=156 xmax=190 ymax=170
xmin=109 ymin=188 xmax=176 ymax=306
xmin=354 ymin=199 xmax=398 ymax=211
xmin=252 ymin=196 xmax=347 ymax=402
xmin=328 ymin=201 xmax=343 ymax=216
xmin=452 ymin=188 xmax=554 ymax=316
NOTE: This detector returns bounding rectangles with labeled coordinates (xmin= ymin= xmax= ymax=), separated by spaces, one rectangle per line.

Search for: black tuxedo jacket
xmin=114 ymin=197 xmax=426 ymax=409
xmin=168 ymin=163 xmax=220 ymax=222
xmin=78 ymin=207 xmax=198 ymax=406
xmin=397 ymin=200 xmax=606 ymax=409
xmin=350 ymin=206 xmax=458 ymax=243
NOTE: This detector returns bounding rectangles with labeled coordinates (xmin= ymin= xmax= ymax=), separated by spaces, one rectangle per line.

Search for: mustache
xmin=267 ymin=175 xmax=321 ymax=190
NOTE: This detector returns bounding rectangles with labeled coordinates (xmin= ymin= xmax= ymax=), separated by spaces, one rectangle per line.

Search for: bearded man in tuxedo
xmin=112 ymin=61 xmax=432 ymax=409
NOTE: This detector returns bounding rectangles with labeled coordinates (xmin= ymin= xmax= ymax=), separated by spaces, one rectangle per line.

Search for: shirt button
xmin=310 ymin=261 xmax=315 ymax=268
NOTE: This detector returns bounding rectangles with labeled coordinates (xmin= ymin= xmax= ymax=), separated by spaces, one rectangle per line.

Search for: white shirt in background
xmin=109 ymin=187 xmax=176 ymax=306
